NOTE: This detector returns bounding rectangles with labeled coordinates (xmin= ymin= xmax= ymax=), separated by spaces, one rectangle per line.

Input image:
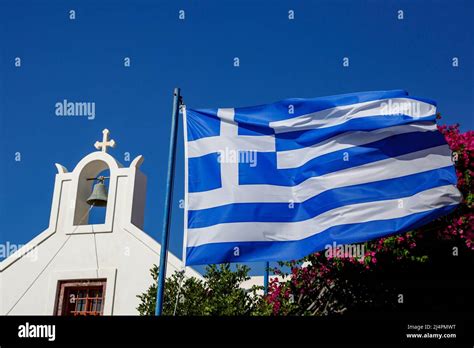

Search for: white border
xmin=182 ymin=105 xmax=189 ymax=266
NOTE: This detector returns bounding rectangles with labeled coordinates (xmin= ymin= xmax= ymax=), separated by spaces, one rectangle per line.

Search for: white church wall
xmin=1 ymin=229 xmax=74 ymax=314
xmin=0 ymin=223 xmax=200 ymax=315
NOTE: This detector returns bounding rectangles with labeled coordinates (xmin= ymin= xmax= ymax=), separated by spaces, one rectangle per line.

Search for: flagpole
xmin=155 ymin=87 xmax=181 ymax=316
xmin=264 ymin=261 xmax=269 ymax=295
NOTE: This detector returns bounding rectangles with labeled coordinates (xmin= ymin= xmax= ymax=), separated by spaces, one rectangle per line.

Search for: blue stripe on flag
xmin=238 ymin=123 xmax=274 ymax=136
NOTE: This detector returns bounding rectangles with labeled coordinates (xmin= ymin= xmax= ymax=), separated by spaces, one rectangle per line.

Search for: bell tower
xmin=47 ymin=129 xmax=147 ymax=235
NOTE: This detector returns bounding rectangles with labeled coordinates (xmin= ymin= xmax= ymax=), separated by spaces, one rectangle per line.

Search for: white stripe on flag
xmin=187 ymin=133 xmax=275 ymax=158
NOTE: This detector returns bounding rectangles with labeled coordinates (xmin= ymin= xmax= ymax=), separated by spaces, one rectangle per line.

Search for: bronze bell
xmin=86 ymin=176 xmax=108 ymax=207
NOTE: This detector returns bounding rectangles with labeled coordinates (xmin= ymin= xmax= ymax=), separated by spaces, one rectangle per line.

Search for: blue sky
xmin=0 ymin=0 xmax=472 ymax=275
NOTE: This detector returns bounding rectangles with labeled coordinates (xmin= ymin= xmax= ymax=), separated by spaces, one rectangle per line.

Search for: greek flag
xmin=183 ymin=90 xmax=461 ymax=265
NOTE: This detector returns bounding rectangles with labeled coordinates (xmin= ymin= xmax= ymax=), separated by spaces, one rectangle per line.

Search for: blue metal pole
xmin=264 ymin=261 xmax=269 ymax=295
xmin=155 ymin=87 xmax=181 ymax=316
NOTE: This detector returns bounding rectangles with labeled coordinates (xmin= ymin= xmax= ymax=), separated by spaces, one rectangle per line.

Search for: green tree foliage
xmin=137 ymin=264 xmax=269 ymax=315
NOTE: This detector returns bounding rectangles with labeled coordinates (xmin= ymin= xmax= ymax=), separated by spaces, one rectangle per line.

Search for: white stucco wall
xmin=0 ymin=151 xmax=201 ymax=315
